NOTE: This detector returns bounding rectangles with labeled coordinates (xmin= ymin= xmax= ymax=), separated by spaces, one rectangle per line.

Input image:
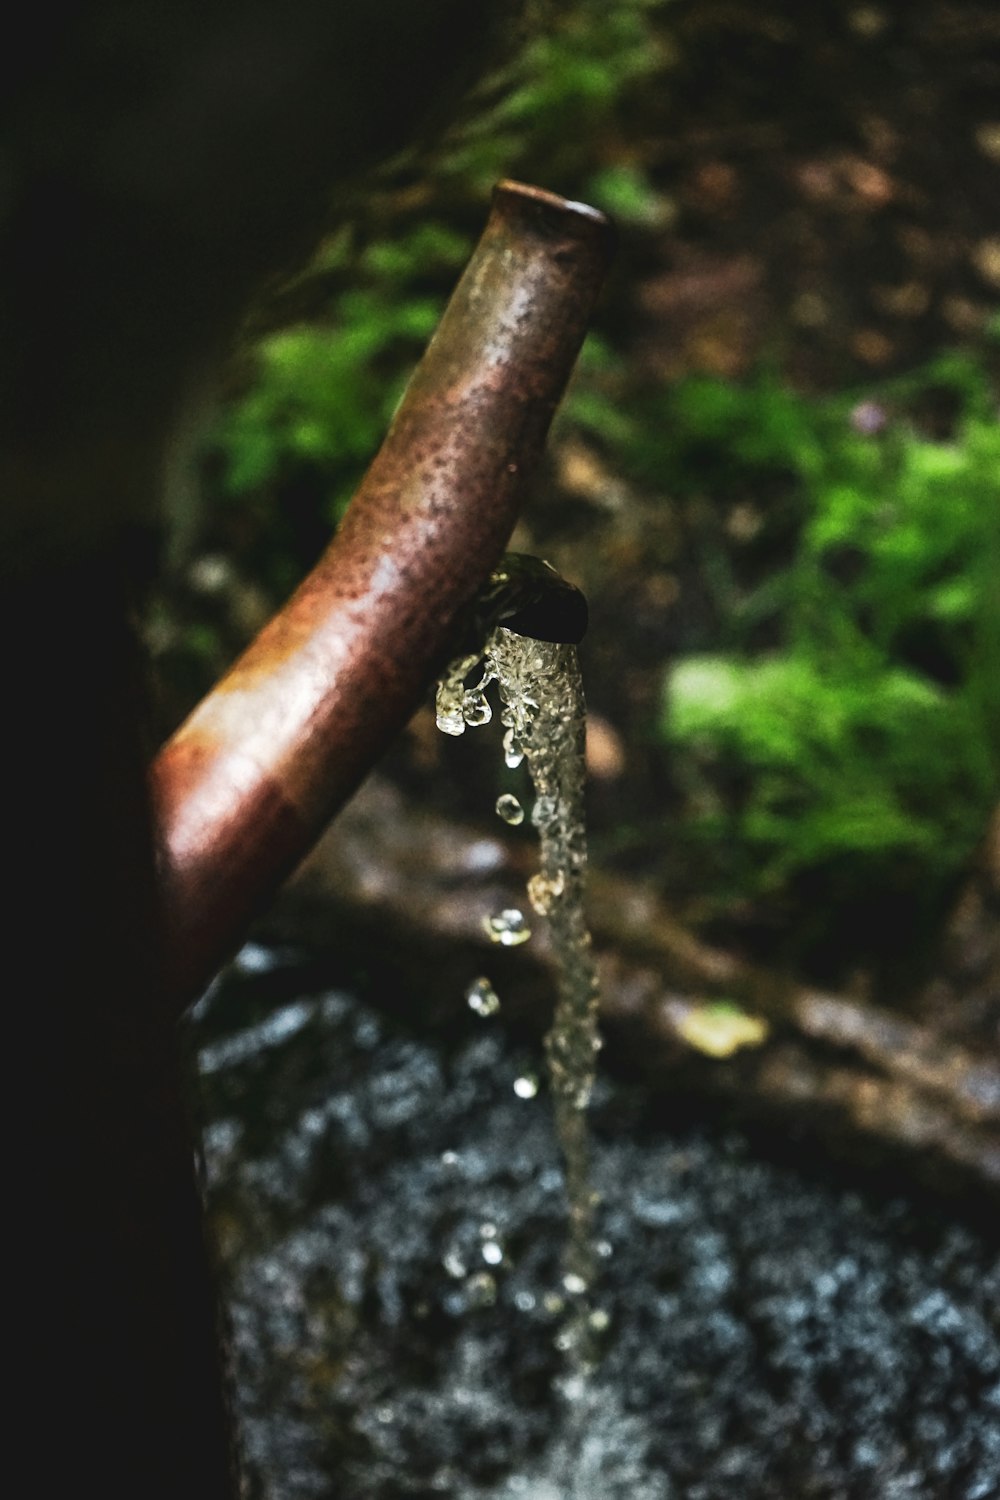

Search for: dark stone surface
xmin=194 ymin=946 xmax=1000 ymax=1499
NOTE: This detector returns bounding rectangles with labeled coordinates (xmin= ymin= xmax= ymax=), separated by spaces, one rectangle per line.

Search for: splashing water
xmin=437 ymin=626 xmax=603 ymax=1369
xmin=472 ymin=1379 xmax=666 ymax=1500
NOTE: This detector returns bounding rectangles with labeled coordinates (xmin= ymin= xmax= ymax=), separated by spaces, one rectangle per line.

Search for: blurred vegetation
xmin=169 ymin=0 xmax=999 ymax=983
xmin=659 ymin=350 xmax=1000 ymax=912
xmin=208 ymin=0 xmax=669 ymax=587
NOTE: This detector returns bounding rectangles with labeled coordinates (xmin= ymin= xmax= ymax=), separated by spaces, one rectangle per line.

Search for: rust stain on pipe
xmin=153 ymin=182 xmax=614 ymax=1002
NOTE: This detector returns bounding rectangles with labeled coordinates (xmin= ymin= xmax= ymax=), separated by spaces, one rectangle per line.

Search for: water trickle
xmin=437 ymin=624 xmax=603 ymax=1370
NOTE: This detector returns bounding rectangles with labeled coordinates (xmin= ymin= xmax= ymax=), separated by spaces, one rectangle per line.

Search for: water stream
xmin=437 ymin=625 xmax=603 ymax=1372
xmin=187 ymin=592 xmax=1000 ymax=1495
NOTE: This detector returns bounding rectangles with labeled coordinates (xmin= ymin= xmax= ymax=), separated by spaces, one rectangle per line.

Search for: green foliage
xmin=216 ymin=297 xmax=441 ymax=503
xmin=209 ymin=0 xmax=670 ymax=540
xmin=661 ymin=352 xmax=1000 ymax=903
xmin=212 ymin=223 xmax=475 ymax=528
xmin=442 ymin=0 xmax=669 ymax=198
xmin=559 ymin=336 xmax=640 ymax=447
xmin=203 ymin=0 xmax=996 ymax=948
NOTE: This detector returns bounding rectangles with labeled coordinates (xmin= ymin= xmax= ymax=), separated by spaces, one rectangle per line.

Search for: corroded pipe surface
xmin=153 ymin=182 xmax=613 ymax=1003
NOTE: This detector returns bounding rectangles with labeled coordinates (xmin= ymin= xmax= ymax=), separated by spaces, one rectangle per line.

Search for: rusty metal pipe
xmin=153 ymin=182 xmax=613 ymax=1003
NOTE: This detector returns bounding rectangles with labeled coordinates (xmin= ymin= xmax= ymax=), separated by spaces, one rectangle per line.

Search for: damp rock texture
xmin=195 ymin=946 xmax=1000 ymax=1500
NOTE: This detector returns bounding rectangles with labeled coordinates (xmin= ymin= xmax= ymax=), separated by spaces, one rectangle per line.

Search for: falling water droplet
xmin=562 ymin=1272 xmax=588 ymax=1296
xmin=465 ymin=977 xmax=501 ymax=1017
xmin=495 ymin=792 xmax=524 ymax=825
xmin=503 ymin=728 xmax=525 ymax=768
xmin=482 ymin=908 xmax=531 ymax=946
xmin=513 ymin=1074 xmax=539 ymax=1099
xmin=482 ymin=1241 xmax=503 ymax=1266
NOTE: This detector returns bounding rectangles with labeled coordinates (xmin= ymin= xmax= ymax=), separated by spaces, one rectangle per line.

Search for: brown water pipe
xmin=153 ymin=181 xmax=613 ymax=1003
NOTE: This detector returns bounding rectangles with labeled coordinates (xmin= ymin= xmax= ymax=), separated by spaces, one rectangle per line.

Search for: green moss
xmin=660 ymin=351 xmax=1000 ymax=907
